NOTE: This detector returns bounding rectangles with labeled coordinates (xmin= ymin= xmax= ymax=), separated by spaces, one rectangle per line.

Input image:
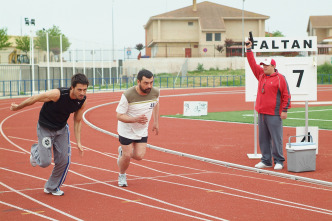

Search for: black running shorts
xmin=118 ymin=135 xmax=148 ymax=145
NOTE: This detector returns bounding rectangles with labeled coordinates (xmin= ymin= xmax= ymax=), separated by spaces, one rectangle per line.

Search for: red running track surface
xmin=0 ymin=85 xmax=331 ymax=220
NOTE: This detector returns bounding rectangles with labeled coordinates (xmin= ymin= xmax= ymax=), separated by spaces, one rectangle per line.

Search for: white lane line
xmin=0 ymin=106 xmax=40 ymax=154
xmin=4 ymin=90 xmax=332 ymax=219
xmin=69 ymin=169 xmax=228 ymax=221
xmin=0 ymin=201 xmax=58 ymax=221
xmin=0 ymin=147 xmax=26 ymax=154
xmin=292 ymin=101 xmax=332 ymax=105
xmin=8 ymin=135 xmax=328 ymax=193
xmin=0 ymin=167 xmax=218 ymax=221
xmin=1 ymin=112 xmax=228 ymax=221
xmin=286 ymin=118 xmax=332 ymax=122
xmin=69 ymin=143 xmax=332 ymax=215
xmin=6 ymin=133 xmax=332 ymax=214
xmin=83 ymin=101 xmax=332 ymax=186
xmin=70 ymin=161 xmax=332 ymax=192
xmin=0 ymin=182 xmax=83 ymax=221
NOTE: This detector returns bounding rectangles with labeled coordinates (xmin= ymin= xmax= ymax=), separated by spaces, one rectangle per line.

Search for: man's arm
xmin=10 ymin=89 xmax=60 ymax=111
xmin=152 ymin=102 xmax=159 ymax=135
xmin=280 ymin=75 xmax=291 ymax=120
xmin=116 ymin=113 xmax=148 ymax=125
xmin=245 ymin=41 xmax=263 ymax=80
xmin=73 ymin=101 xmax=86 ymax=157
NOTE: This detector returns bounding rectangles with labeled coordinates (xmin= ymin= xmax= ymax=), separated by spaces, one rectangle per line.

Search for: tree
xmin=224 ymin=38 xmax=234 ymax=48
xmin=215 ymin=44 xmax=224 ymax=54
xmin=135 ymin=43 xmax=145 ymax=52
xmin=35 ymin=25 xmax=71 ymax=60
xmin=266 ymin=30 xmax=284 ymax=37
xmin=135 ymin=43 xmax=145 ymax=60
xmin=0 ymin=27 xmax=12 ymax=50
xmin=15 ymin=36 xmax=30 ymax=54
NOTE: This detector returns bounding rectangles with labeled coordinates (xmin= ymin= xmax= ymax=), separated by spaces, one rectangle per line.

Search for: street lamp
xmin=25 ymin=17 xmax=35 ymax=92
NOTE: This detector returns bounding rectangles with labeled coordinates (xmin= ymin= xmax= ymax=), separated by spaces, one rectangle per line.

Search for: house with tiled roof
xmin=307 ymin=15 xmax=332 ymax=54
xmin=144 ymin=0 xmax=269 ymax=58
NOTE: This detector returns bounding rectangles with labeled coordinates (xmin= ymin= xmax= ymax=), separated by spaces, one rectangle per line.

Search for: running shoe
xmin=44 ymin=188 xmax=64 ymax=196
xmin=118 ymin=173 xmax=128 ymax=187
xmin=255 ymin=162 xmax=272 ymax=169
xmin=30 ymin=154 xmax=37 ymax=167
xmin=274 ymin=163 xmax=283 ymax=170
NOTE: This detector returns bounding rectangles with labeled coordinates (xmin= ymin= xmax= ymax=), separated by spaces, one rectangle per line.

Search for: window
xmin=215 ymin=33 xmax=221 ymax=41
xmin=188 ymin=22 xmax=193 ymax=26
xmin=206 ymin=33 xmax=212 ymax=41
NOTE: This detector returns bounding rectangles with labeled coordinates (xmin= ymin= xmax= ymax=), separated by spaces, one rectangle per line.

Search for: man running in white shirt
xmin=116 ymin=69 xmax=160 ymax=187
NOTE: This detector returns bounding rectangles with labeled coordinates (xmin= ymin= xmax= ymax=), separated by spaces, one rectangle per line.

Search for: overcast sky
xmin=1 ymin=0 xmax=331 ymax=52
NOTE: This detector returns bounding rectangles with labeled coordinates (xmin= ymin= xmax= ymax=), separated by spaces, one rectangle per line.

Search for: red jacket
xmin=247 ymin=50 xmax=291 ymax=115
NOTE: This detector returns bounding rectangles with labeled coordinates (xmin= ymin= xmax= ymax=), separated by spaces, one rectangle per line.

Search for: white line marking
xmin=0 ymin=106 xmax=40 ymax=154
xmin=2 ymin=89 xmax=332 ymax=219
xmin=69 ymin=142 xmax=332 ymax=215
xmin=0 ymin=167 xmax=219 ymax=221
xmin=0 ymin=201 xmax=58 ymax=221
xmin=1 ymin=114 xmax=228 ymax=221
xmin=69 ymin=169 xmax=228 ymax=221
xmin=0 ymin=182 xmax=83 ymax=221
xmin=286 ymin=118 xmax=332 ymax=122
xmin=293 ymin=101 xmax=332 ymax=105
xmin=0 ymin=147 xmax=26 ymax=154
xmin=82 ymin=91 xmax=332 ymax=188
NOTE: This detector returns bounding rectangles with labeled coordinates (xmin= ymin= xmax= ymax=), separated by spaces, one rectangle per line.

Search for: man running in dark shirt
xmin=10 ymin=73 xmax=89 ymax=196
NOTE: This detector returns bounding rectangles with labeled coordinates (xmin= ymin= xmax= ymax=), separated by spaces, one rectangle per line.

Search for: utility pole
xmin=242 ymin=0 xmax=245 ymax=57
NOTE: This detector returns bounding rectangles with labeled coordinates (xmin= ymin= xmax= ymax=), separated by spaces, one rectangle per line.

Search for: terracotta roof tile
xmin=309 ymin=15 xmax=332 ymax=28
xmin=147 ymin=1 xmax=269 ymax=30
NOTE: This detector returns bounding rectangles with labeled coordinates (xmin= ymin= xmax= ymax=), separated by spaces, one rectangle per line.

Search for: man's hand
xmin=135 ymin=115 xmax=148 ymax=125
xmin=10 ymin=103 xmax=19 ymax=111
xmin=281 ymin=112 xmax=287 ymax=120
xmin=245 ymin=40 xmax=252 ymax=49
xmin=152 ymin=122 xmax=159 ymax=135
xmin=77 ymin=143 xmax=84 ymax=157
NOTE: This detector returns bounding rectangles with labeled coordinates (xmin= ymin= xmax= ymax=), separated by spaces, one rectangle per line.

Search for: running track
xmin=1 ymin=85 xmax=332 ymax=220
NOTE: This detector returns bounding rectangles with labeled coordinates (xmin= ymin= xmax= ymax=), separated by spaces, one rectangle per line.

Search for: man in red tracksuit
xmin=246 ymin=40 xmax=291 ymax=170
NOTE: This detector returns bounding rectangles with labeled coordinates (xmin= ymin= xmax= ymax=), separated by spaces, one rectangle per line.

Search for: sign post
xmin=126 ymin=48 xmax=131 ymax=59
xmin=245 ymin=36 xmax=317 ymax=159
xmin=203 ymin=48 xmax=207 ymax=56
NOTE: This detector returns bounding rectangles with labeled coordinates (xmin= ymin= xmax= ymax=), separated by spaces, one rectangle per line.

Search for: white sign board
xmin=245 ymin=56 xmax=317 ymax=102
xmin=183 ymin=101 xmax=208 ymax=116
xmin=248 ymin=37 xmax=317 ymax=52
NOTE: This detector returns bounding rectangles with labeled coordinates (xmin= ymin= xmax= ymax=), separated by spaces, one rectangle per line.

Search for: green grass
xmin=162 ymin=106 xmax=332 ymax=130
xmin=188 ymin=69 xmax=245 ymax=76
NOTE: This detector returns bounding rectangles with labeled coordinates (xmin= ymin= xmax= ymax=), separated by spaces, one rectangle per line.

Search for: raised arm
xmin=10 ymin=89 xmax=60 ymax=111
xmin=245 ymin=40 xmax=263 ymax=80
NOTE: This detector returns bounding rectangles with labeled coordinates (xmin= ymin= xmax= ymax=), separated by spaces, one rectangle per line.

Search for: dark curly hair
xmin=137 ymin=69 xmax=153 ymax=81
xmin=71 ymin=73 xmax=89 ymax=88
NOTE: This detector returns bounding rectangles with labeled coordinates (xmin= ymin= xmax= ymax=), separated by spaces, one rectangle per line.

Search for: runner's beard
xmin=139 ymin=84 xmax=151 ymax=94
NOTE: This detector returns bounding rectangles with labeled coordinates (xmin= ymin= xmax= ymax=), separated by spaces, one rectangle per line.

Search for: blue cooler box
xmin=286 ymin=135 xmax=317 ymax=173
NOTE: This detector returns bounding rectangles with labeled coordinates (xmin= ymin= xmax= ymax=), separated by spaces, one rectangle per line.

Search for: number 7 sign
xmin=245 ymin=57 xmax=317 ymax=102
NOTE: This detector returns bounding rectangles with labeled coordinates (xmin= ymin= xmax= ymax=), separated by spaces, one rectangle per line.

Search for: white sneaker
xmin=30 ymin=155 xmax=37 ymax=167
xmin=117 ymin=146 xmax=122 ymax=166
xmin=118 ymin=173 xmax=128 ymax=187
xmin=44 ymin=188 xmax=64 ymax=196
xmin=274 ymin=163 xmax=283 ymax=170
xmin=255 ymin=162 xmax=272 ymax=169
